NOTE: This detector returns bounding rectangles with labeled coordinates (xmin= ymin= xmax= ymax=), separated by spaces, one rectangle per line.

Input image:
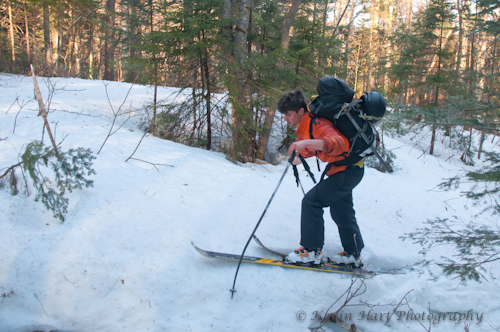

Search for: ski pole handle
xmin=288 ymin=150 xmax=296 ymax=164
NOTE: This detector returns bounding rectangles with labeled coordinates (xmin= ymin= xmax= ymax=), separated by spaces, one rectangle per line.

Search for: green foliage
xmin=476 ymin=0 xmax=500 ymax=36
xmin=402 ymin=217 xmax=500 ymax=282
xmin=153 ymin=89 xmax=229 ymax=148
xmin=403 ymin=143 xmax=500 ymax=283
xmin=439 ymin=151 xmax=500 ymax=215
xmin=382 ymin=97 xmax=496 ymax=162
xmin=18 ymin=141 xmax=96 ymax=222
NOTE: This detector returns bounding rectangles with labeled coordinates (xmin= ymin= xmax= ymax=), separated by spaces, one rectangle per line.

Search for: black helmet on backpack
xmin=360 ymin=91 xmax=386 ymax=124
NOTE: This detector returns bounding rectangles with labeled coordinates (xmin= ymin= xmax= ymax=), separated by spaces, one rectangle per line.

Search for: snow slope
xmin=0 ymin=73 xmax=498 ymax=332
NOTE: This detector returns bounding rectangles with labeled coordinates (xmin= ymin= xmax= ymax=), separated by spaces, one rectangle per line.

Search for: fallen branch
xmin=103 ymin=278 xmax=119 ymax=298
xmin=127 ymin=158 xmax=174 ymax=171
xmin=34 ymin=293 xmax=48 ymax=316
xmin=0 ymin=161 xmax=23 ymax=180
xmin=1 ymin=291 xmax=14 ymax=301
xmin=124 ymin=130 xmax=174 ymax=170
xmin=125 ymin=131 xmax=149 ymax=162
xmin=31 ymin=65 xmax=59 ymax=157
xmin=384 ymin=289 xmax=414 ymax=326
xmin=310 ymin=273 xmax=368 ymax=331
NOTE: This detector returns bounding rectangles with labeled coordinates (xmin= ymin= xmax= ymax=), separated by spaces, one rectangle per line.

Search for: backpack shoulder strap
xmin=307 ymin=114 xmax=323 ymax=172
xmin=309 ymin=113 xmax=317 ymax=139
xmin=298 ymin=154 xmax=316 ymax=184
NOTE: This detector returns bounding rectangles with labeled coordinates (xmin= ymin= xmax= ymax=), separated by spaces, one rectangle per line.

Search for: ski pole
xmin=230 ymin=152 xmax=296 ymax=298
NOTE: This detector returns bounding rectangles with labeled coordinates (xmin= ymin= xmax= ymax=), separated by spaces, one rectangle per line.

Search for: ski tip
xmin=191 ymin=242 xmax=206 ymax=255
xmin=252 ymin=234 xmax=262 ymax=245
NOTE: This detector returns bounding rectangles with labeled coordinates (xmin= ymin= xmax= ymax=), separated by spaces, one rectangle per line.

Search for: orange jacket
xmin=295 ymin=112 xmax=350 ymax=176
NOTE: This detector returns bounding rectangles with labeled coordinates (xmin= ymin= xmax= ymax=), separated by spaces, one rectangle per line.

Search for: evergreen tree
xmin=421 ymin=0 xmax=456 ymax=103
xmin=147 ymin=0 xmax=231 ymax=149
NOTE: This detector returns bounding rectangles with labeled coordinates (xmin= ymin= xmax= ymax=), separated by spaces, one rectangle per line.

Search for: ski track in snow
xmin=0 ymin=73 xmax=498 ymax=332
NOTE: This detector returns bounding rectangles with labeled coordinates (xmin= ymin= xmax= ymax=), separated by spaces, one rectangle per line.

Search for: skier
xmin=278 ymin=87 xmax=365 ymax=266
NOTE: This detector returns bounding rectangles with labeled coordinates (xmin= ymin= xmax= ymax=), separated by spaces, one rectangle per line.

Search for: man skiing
xmin=278 ymin=87 xmax=365 ymax=266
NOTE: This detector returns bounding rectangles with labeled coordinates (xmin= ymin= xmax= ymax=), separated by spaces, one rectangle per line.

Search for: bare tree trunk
xmin=255 ymin=0 xmax=301 ymax=160
xmin=456 ymin=0 xmax=464 ymax=73
xmin=43 ymin=4 xmax=52 ymax=75
xmin=479 ymin=38 xmax=498 ymax=159
xmin=103 ymin=0 xmax=116 ymax=81
xmin=489 ymin=39 xmax=497 ymax=102
xmin=24 ymin=1 xmax=31 ymax=63
xmin=231 ymin=0 xmax=254 ymax=161
xmin=384 ymin=2 xmax=394 ymax=91
xmin=354 ymin=42 xmax=361 ymax=92
xmin=76 ymin=34 xmax=81 ymax=76
xmin=318 ymin=0 xmax=329 ymax=67
xmin=149 ymin=0 xmax=157 ymax=135
xmin=429 ymin=124 xmax=436 ymax=155
xmin=460 ymin=127 xmax=473 ymax=163
xmin=191 ymin=74 xmax=198 ymax=140
xmin=8 ymin=0 xmax=16 ymax=65
xmin=203 ymin=58 xmax=212 ymax=151
xmin=478 ymin=130 xmax=485 ymax=159
xmin=89 ymin=23 xmax=94 ymax=79
xmin=406 ymin=0 xmax=413 ymax=30
xmin=435 ymin=20 xmax=444 ymax=104
xmin=221 ymin=0 xmax=233 ymax=59
xmin=468 ymin=25 xmax=476 ymax=96
xmin=365 ymin=0 xmax=378 ymax=91
xmin=255 ymin=98 xmax=276 ymax=161
xmin=428 ymin=25 xmax=455 ymax=75
xmin=281 ymin=0 xmax=301 ymax=55
xmin=234 ymin=0 xmax=252 ymax=64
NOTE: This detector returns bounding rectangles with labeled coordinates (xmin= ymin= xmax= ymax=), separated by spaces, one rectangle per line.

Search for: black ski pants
xmin=300 ymin=166 xmax=364 ymax=257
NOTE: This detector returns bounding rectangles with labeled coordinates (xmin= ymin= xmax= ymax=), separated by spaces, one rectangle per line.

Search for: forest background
xmin=0 ymin=0 xmax=499 ymax=165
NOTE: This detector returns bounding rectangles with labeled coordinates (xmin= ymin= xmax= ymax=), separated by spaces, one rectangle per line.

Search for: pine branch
xmin=0 ymin=141 xmax=97 ymax=222
xmin=402 ymin=217 xmax=500 ymax=282
xmin=0 ymin=161 xmax=23 ymax=180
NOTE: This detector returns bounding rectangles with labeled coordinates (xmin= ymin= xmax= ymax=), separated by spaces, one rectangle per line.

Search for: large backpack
xmin=307 ymin=76 xmax=388 ymax=174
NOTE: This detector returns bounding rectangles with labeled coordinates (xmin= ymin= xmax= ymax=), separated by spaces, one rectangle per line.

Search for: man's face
xmin=284 ymin=108 xmax=305 ymax=127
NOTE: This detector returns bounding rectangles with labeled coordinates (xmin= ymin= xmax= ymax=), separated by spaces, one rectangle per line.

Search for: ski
xmin=192 ymin=242 xmax=376 ymax=275
xmin=252 ymin=235 xmax=287 ymax=257
xmin=251 ymin=235 xmax=406 ymax=275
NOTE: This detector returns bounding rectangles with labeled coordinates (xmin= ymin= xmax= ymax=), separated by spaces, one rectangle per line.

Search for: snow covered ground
xmin=1 ymin=73 xmax=499 ymax=332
